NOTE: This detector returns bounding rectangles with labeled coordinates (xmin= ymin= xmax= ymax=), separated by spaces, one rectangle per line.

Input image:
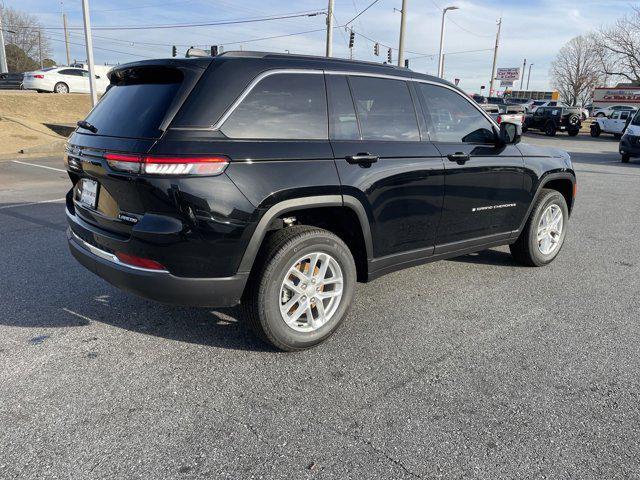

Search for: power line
xmin=9 ymin=10 xmax=326 ymax=31
xmin=344 ymin=0 xmax=382 ymax=26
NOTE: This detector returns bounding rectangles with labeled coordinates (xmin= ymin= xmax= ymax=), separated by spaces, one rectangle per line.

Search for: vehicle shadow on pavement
xmin=0 ymin=202 xmax=275 ymax=352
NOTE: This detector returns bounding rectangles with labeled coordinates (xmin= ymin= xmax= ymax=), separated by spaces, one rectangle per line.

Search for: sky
xmin=2 ymin=0 xmax=635 ymax=93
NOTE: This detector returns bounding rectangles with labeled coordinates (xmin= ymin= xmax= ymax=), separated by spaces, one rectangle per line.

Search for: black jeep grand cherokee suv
xmin=65 ymin=52 xmax=575 ymax=351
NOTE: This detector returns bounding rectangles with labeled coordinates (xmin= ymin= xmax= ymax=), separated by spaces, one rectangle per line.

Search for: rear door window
xmin=348 ymin=76 xmax=419 ymax=141
xmin=81 ymin=66 xmax=184 ymax=139
xmin=326 ymin=75 xmax=360 ymax=140
xmin=418 ymin=83 xmax=495 ymax=144
xmin=221 ymin=73 xmax=327 ymax=140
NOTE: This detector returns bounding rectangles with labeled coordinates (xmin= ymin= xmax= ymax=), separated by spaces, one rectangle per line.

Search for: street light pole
xmin=526 ymin=63 xmax=533 ymax=90
xmin=488 ymin=17 xmax=502 ymax=96
xmin=325 ymin=0 xmax=334 ymax=57
xmin=81 ymin=0 xmax=98 ymax=106
xmin=437 ymin=6 xmax=458 ymax=78
xmin=0 ymin=12 xmax=9 ymax=73
xmin=397 ymin=0 xmax=408 ymax=67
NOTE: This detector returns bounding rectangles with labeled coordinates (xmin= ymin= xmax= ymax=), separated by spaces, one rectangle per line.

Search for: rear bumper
xmin=67 ymin=211 xmax=248 ymax=307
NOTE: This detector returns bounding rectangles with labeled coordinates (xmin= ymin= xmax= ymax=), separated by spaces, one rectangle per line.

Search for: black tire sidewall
xmin=526 ymin=191 xmax=569 ymax=266
xmin=258 ymin=233 xmax=356 ymax=350
xmin=545 ymin=122 xmax=556 ymax=136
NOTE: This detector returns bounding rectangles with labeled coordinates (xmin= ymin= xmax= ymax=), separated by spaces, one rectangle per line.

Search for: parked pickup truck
xmin=590 ymin=110 xmax=632 ymax=139
xmin=480 ymin=104 xmax=525 ymax=125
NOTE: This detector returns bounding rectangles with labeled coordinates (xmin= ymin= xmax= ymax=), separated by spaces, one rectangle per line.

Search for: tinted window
xmin=631 ymin=110 xmax=640 ymax=126
xmin=419 ymin=83 xmax=495 ymax=143
xmin=82 ymin=67 xmax=183 ymax=139
xmin=221 ymin=73 xmax=327 ymax=140
xmin=348 ymin=76 xmax=419 ymax=141
xmin=59 ymin=69 xmax=82 ymax=76
xmin=326 ymin=75 xmax=359 ymax=140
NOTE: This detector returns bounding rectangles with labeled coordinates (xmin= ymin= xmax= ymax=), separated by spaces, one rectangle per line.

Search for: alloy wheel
xmin=537 ymin=204 xmax=563 ymax=255
xmin=279 ymin=252 xmax=344 ymax=332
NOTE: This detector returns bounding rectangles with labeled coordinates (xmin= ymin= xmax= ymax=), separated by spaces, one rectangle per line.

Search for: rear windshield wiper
xmin=77 ymin=120 xmax=98 ymax=133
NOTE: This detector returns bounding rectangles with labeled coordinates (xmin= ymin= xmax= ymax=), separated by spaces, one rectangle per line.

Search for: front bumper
xmin=619 ymin=135 xmax=640 ymax=157
xmin=67 ymin=210 xmax=248 ymax=307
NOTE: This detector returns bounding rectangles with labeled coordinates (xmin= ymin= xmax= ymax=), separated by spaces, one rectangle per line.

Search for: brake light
xmin=104 ymin=153 xmax=229 ymax=176
xmin=34 ymin=74 xmax=44 ymax=79
xmin=496 ymin=115 xmax=502 ymax=124
xmin=115 ymin=251 xmax=167 ymax=271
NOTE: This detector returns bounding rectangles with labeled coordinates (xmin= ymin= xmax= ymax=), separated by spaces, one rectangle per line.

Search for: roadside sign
xmin=496 ymin=67 xmax=520 ymax=81
xmin=500 ymin=80 xmax=514 ymax=87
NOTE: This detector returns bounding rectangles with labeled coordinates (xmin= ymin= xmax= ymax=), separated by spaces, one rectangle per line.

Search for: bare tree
xmin=550 ymin=36 xmax=602 ymax=106
xmin=0 ymin=6 xmax=53 ymax=72
xmin=592 ymin=7 xmax=640 ymax=84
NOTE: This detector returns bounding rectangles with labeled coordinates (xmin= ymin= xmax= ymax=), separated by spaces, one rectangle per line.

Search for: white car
xmin=22 ymin=67 xmax=110 ymax=94
xmin=592 ymin=104 xmax=637 ymax=118
xmin=590 ymin=110 xmax=633 ymax=138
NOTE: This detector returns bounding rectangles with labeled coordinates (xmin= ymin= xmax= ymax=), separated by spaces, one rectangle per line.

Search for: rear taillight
xmin=496 ymin=115 xmax=502 ymax=124
xmin=104 ymin=153 xmax=229 ymax=176
xmin=33 ymin=74 xmax=44 ymax=79
xmin=115 ymin=251 xmax=167 ymax=271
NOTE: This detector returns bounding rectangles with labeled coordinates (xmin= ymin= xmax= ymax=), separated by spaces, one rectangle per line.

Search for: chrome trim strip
xmin=174 ymin=67 xmax=498 ymax=133
xmin=67 ymin=222 xmax=170 ymax=274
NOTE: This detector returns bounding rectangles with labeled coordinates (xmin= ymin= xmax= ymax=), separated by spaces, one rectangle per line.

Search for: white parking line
xmin=62 ymin=308 xmax=96 ymax=323
xmin=0 ymin=198 xmax=65 ymax=210
xmin=11 ymin=160 xmax=66 ymax=173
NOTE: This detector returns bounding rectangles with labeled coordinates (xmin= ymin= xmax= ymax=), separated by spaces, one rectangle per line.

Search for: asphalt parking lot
xmin=1 ymin=134 xmax=639 ymax=479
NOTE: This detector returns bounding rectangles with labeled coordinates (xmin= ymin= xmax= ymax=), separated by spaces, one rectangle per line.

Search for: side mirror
xmin=499 ymin=122 xmax=521 ymax=145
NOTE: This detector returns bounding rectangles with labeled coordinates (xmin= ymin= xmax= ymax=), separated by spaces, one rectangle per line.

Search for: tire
xmin=596 ymin=112 xmax=606 ymax=118
xmin=510 ymin=188 xmax=569 ymax=267
xmin=567 ymin=114 xmax=580 ymax=127
xmin=622 ymin=154 xmax=630 ymax=163
xmin=567 ymin=127 xmax=580 ymax=136
xmin=544 ymin=122 xmax=557 ymax=136
xmin=590 ymin=125 xmax=601 ymax=137
xmin=54 ymin=82 xmax=69 ymax=94
xmin=521 ymin=125 xmax=528 ymax=133
xmin=614 ymin=133 xmax=622 ymax=140
xmin=241 ymin=225 xmax=356 ymax=351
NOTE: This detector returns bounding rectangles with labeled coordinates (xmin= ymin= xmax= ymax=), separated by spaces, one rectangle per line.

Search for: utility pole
xmin=521 ymin=58 xmax=526 ymax=89
xmin=325 ymin=0 xmax=334 ymax=57
xmin=488 ymin=17 xmax=501 ymax=96
xmin=38 ymin=30 xmax=43 ymax=68
xmin=441 ymin=54 xmax=445 ymax=78
xmin=81 ymin=0 xmax=97 ymax=106
xmin=526 ymin=63 xmax=533 ymax=90
xmin=397 ymin=0 xmax=408 ymax=67
xmin=0 ymin=10 xmax=8 ymax=73
xmin=63 ymin=13 xmax=71 ymax=65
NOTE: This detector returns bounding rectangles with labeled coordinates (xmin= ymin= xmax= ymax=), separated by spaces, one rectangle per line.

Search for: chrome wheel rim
xmin=537 ymin=204 xmax=563 ymax=255
xmin=279 ymin=252 xmax=344 ymax=332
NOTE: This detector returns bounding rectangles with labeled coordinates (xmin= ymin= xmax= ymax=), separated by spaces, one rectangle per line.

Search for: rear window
xmin=81 ymin=67 xmax=183 ymax=139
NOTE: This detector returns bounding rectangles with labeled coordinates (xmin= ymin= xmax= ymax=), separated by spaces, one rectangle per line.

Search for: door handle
xmin=447 ymin=152 xmax=470 ymax=164
xmin=345 ymin=153 xmax=379 ymax=165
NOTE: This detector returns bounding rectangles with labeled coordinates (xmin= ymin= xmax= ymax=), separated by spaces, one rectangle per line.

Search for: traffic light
xmin=349 ymin=30 xmax=355 ymax=49
xmin=387 ymin=48 xmax=392 ymax=63
xmin=211 ymin=45 xmax=218 ymax=56
xmin=374 ymin=43 xmax=379 ymax=56
xmin=404 ymin=59 xmax=409 ymax=68
xmin=172 ymin=45 xmax=177 ymax=57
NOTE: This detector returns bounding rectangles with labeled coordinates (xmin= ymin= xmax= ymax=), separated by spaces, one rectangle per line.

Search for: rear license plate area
xmin=79 ymin=179 xmax=99 ymax=209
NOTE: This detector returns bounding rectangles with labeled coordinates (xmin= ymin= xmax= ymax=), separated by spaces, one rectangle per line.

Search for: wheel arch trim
xmin=515 ymin=172 xmax=576 ymax=235
xmin=237 ymin=195 xmax=373 ymax=274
